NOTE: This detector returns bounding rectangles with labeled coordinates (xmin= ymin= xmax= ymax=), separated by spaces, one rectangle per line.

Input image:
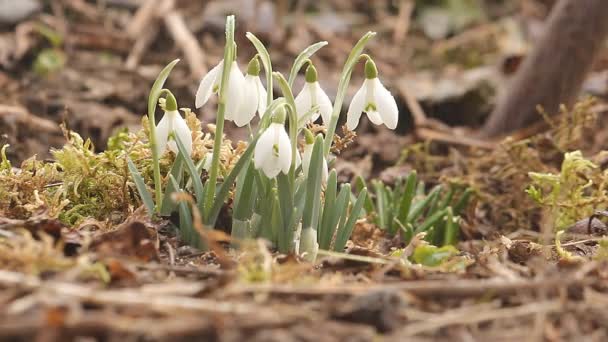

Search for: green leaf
xmin=411 ymin=245 xmax=459 ymax=267
xmin=415 ymin=208 xmax=447 ymax=234
xmin=453 ymin=188 xmax=473 ymax=215
xmin=246 ymin=32 xmax=273 ymax=106
xmin=160 ymin=154 xmax=184 ymax=216
xmin=233 ymin=161 xmax=257 ymax=221
xmin=301 ymin=136 xmax=324 ymax=231
xmin=148 ymin=59 xmax=180 ymax=120
xmin=407 ymin=185 xmax=441 ymax=222
xmin=334 ymin=188 xmax=367 ymax=252
xmin=207 ymin=132 xmax=262 ymax=226
xmin=288 ymin=41 xmax=328 ymax=87
xmin=174 ymin=135 xmax=204 ymax=211
xmin=355 ymin=175 xmax=375 ymax=214
xmin=443 ymin=207 xmax=459 ymax=246
xmin=318 ymin=170 xmax=338 ymax=249
xmin=127 ymin=157 xmax=155 ymax=216
xmin=321 ymin=183 xmax=351 ymax=250
xmin=397 ymin=172 xmax=418 ymax=224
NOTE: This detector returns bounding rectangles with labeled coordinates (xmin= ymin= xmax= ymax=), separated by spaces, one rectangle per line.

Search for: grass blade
xmin=127 ymin=157 xmax=155 ymax=216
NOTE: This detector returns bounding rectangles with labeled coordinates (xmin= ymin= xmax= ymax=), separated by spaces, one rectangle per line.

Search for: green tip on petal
xmin=364 ymin=58 xmax=378 ymax=79
xmin=165 ymin=91 xmax=178 ymax=111
xmin=247 ymin=56 xmax=261 ymax=76
xmin=305 ymin=64 xmax=318 ymax=83
xmin=303 ymin=128 xmax=315 ymax=144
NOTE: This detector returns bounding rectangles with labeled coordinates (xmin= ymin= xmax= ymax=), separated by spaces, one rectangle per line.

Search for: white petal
xmin=225 ymin=62 xmax=245 ymax=122
xmin=366 ymin=110 xmax=384 ymax=126
xmin=195 ymin=60 xmax=223 ymax=108
xmin=315 ymin=83 xmax=333 ymax=125
xmin=373 ymin=78 xmax=399 ymax=129
xmin=234 ymin=75 xmax=259 ymax=127
xmin=202 ymin=152 xmax=213 ymax=171
xmin=255 ymin=77 xmax=268 ymax=117
xmin=321 ymin=158 xmax=328 ymax=184
xmin=301 ymin=144 xmax=312 ymax=177
xmin=276 ymin=125 xmax=292 ymax=175
xmin=346 ymin=80 xmax=367 ymax=130
xmin=254 ymin=123 xmax=275 ymax=172
xmin=172 ymin=113 xmax=193 ymax=156
xmin=155 ymin=111 xmax=172 ymax=155
xmin=294 ymin=83 xmax=313 ymax=123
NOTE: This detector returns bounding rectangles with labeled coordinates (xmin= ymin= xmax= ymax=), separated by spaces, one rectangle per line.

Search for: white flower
xmin=195 ymin=60 xmax=246 ymax=123
xmin=346 ymin=59 xmax=398 ymax=130
xmin=295 ymin=82 xmax=332 ymax=125
xmin=155 ymin=109 xmax=192 ymax=156
xmin=234 ymin=73 xmax=267 ymax=126
xmin=301 ymin=143 xmax=328 ymax=184
xmin=254 ymin=123 xmax=292 ymax=178
xmin=294 ymin=64 xmax=332 ymax=125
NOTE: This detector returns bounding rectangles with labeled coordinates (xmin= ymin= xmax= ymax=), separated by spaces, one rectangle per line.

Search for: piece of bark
xmin=481 ymin=0 xmax=608 ymax=137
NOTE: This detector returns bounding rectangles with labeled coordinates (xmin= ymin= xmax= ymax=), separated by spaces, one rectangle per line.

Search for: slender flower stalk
xmin=294 ymin=63 xmax=333 ymax=125
xmin=346 ymin=57 xmax=398 ymax=130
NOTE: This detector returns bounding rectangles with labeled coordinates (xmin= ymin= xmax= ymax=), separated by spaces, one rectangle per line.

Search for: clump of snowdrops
xmin=129 ymin=16 xmax=399 ymax=261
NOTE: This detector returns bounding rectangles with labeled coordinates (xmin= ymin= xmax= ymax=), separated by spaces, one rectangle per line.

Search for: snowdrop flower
xmin=234 ymin=57 xmax=267 ymax=126
xmin=294 ymin=64 xmax=333 ymax=125
xmin=195 ymin=59 xmax=246 ymax=122
xmin=346 ymin=58 xmax=398 ymax=130
xmin=301 ymin=129 xmax=328 ymax=184
xmin=155 ymin=92 xmax=192 ymax=156
xmin=254 ymin=108 xmax=292 ymax=178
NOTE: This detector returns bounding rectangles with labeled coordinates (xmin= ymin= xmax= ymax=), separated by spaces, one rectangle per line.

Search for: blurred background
xmin=2 ymin=0 xmax=602 ymax=173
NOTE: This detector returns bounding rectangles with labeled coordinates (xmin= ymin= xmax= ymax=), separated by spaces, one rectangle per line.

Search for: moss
xmin=0 ymin=110 xmax=240 ymax=227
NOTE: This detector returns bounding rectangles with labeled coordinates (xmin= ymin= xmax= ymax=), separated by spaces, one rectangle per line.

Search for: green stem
xmin=323 ymin=32 xmax=376 ymax=156
xmin=203 ymin=15 xmax=235 ymax=222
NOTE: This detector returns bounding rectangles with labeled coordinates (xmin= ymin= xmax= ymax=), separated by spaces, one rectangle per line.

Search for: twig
xmin=0 ymin=270 xmax=256 ymax=315
xmin=229 ymin=275 xmax=592 ymax=298
xmin=163 ymin=3 xmax=207 ymax=77
xmin=398 ymin=300 xmax=563 ymax=337
xmin=393 ymin=0 xmax=414 ymax=44
xmin=0 ymin=105 xmax=58 ymax=133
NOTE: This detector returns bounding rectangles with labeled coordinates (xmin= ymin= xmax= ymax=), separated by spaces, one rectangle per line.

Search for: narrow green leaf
xmin=301 ymin=136 xmax=324 ymax=230
xmin=415 ymin=208 xmax=447 ymax=234
xmin=160 ymin=154 xmax=184 ymax=216
xmin=207 ymin=133 xmax=261 ymax=226
xmin=453 ymin=188 xmax=473 ymax=215
xmin=443 ymin=207 xmax=458 ymax=246
xmin=355 ymin=175 xmax=375 ymax=214
xmin=174 ymin=135 xmax=204 ymax=208
xmin=397 ymin=171 xmax=417 ymax=224
xmin=318 ymin=170 xmax=338 ymax=248
xmin=320 ymin=183 xmax=350 ymax=250
xmin=334 ymin=188 xmax=367 ymax=252
xmin=246 ymin=32 xmax=273 ymax=106
xmin=233 ymin=161 xmax=257 ymax=221
xmin=288 ymin=41 xmax=328 ymax=87
xmin=127 ymin=157 xmax=155 ymax=216
xmin=407 ymin=185 xmax=442 ymax=223
xmin=148 ymin=59 xmax=180 ymax=119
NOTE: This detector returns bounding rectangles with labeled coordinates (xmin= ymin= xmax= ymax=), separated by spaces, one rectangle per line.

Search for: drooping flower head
xmin=346 ymin=57 xmax=398 ymax=131
xmin=155 ymin=91 xmax=192 ymax=156
xmin=301 ymin=129 xmax=328 ymax=184
xmin=254 ymin=106 xmax=292 ymax=178
xmin=235 ymin=56 xmax=267 ymax=126
xmin=294 ymin=63 xmax=333 ymax=126
xmin=195 ymin=59 xmax=246 ymax=123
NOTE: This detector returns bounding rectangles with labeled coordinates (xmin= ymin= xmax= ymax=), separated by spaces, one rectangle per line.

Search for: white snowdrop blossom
xmin=346 ymin=59 xmax=398 ymax=130
xmin=234 ymin=57 xmax=267 ymax=126
xmin=155 ymin=109 xmax=192 ymax=156
xmin=294 ymin=64 xmax=332 ymax=125
xmin=254 ymin=122 xmax=292 ymax=178
xmin=195 ymin=59 xmax=246 ymax=123
xmin=301 ymin=142 xmax=328 ymax=184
